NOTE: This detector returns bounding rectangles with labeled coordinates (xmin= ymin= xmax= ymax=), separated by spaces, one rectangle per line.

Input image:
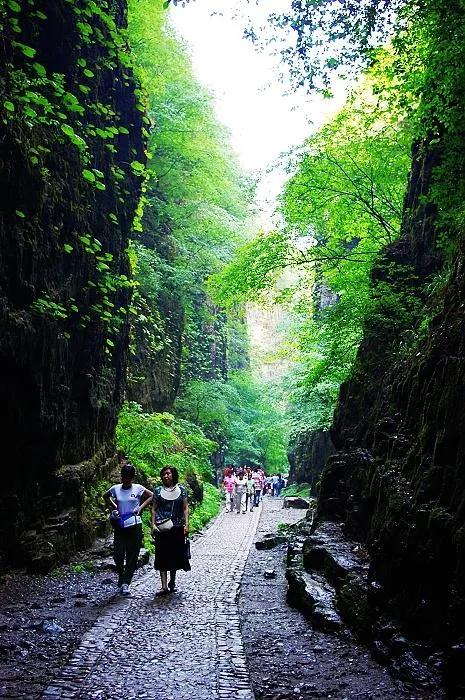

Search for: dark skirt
xmin=154 ymin=525 xmax=191 ymax=572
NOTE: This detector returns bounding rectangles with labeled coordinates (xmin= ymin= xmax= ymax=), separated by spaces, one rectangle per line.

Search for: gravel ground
xmin=239 ymin=497 xmax=439 ymax=700
xmin=0 ymin=541 xmax=149 ymax=699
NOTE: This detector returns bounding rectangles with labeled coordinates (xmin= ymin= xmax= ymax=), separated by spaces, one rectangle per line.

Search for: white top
xmin=159 ymin=485 xmax=182 ymax=501
xmin=109 ymin=483 xmax=145 ymax=527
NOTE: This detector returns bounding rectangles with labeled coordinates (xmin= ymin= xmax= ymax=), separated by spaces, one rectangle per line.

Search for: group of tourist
xmin=222 ymin=466 xmax=286 ymax=514
xmin=105 ymin=458 xmax=288 ymax=598
xmin=105 ymin=460 xmax=190 ymax=598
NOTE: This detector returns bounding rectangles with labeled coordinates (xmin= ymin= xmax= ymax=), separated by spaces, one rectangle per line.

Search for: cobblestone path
xmin=43 ymin=505 xmax=261 ymax=700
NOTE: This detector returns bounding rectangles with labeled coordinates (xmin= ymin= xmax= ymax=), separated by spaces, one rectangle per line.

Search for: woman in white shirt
xmin=105 ymin=462 xmax=152 ymax=595
xmin=234 ymin=470 xmax=247 ymax=514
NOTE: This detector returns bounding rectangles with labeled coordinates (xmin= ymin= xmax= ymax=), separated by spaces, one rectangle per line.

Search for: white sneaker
xmin=120 ymin=584 xmax=130 ymax=596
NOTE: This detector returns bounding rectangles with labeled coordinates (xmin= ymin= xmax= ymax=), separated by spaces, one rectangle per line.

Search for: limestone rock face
xmin=288 ymin=429 xmax=335 ymax=492
xmin=0 ymin=1 xmax=145 ymax=570
xmin=317 ymin=139 xmax=465 ymax=690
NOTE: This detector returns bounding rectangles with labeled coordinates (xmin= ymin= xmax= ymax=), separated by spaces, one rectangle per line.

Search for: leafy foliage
xmin=176 ymin=372 xmax=289 ymax=472
xmin=189 ymin=482 xmax=221 ymax=533
xmin=209 ymin=51 xmax=412 ymax=431
xmin=117 ymin=401 xmax=216 ymax=483
xmin=245 ymin=0 xmax=404 ymax=91
xmin=0 ymin=0 xmax=144 ymax=343
xmin=129 ymin=0 xmax=250 ymax=278
xmin=127 ymin=0 xmax=253 ymax=397
xmin=124 ymin=2 xmax=290 ymax=486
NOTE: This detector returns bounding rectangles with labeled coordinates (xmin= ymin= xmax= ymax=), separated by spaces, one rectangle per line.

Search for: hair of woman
xmin=121 ymin=463 xmax=136 ymax=479
xmin=160 ymin=465 xmax=179 ymax=485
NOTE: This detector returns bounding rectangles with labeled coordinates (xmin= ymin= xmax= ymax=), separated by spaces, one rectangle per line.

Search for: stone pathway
xmin=240 ymin=499 xmax=438 ymax=700
xmin=39 ymin=497 xmax=432 ymax=700
xmin=43 ymin=505 xmax=262 ymax=700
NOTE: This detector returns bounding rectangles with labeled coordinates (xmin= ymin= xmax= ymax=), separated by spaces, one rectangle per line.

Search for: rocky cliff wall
xmin=127 ymin=217 xmax=184 ymax=413
xmin=288 ymin=429 xmax=335 ymax=493
xmin=317 ymin=137 xmax=465 ymax=683
xmin=0 ymin=0 xmax=145 ymax=571
xmin=182 ymin=291 xmax=228 ymax=385
xmin=126 ymin=232 xmax=227 ymax=412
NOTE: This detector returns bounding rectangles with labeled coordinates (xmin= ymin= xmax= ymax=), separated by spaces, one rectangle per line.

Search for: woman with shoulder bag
xmin=105 ymin=462 xmax=153 ymax=596
xmin=151 ymin=465 xmax=191 ymax=596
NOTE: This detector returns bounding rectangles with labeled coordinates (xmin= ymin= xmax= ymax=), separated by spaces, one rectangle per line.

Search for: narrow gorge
xmin=1 ymin=0 xmax=465 ymax=698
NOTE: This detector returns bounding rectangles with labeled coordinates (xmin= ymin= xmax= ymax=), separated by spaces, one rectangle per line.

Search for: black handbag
xmin=184 ymin=537 xmax=191 ymax=559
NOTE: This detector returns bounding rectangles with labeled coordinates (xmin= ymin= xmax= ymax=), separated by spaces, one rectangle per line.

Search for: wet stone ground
xmin=0 ymin=499 xmax=441 ymax=699
xmin=240 ymin=499 xmax=438 ymax=700
xmin=0 ymin=565 xmax=120 ymax=699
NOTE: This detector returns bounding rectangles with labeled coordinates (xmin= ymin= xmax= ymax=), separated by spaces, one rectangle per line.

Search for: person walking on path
xmin=151 ymin=465 xmax=191 ymax=596
xmin=223 ymin=470 xmax=236 ymax=512
xmin=105 ymin=462 xmax=153 ymax=596
xmin=234 ymin=469 xmax=247 ymax=514
xmin=252 ymin=468 xmax=262 ymax=508
xmin=246 ymin=471 xmax=255 ymax=512
xmin=274 ymin=474 xmax=284 ymax=497
xmin=271 ymin=474 xmax=280 ymax=497
xmin=264 ymin=475 xmax=272 ymax=496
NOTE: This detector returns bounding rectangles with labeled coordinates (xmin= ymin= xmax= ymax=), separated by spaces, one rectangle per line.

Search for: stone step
xmin=286 ymin=564 xmax=343 ymax=632
xmin=282 ymin=496 xmax=311 ymax=509
xmin=302 ymin=521 xmax=369 ymax=586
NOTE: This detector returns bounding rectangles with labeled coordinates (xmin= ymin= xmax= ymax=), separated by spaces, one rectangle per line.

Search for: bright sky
xmin=170 ymin=0 xmax=345 ymax=222
xmin=170 ymin=1 xmax=347 ymax=379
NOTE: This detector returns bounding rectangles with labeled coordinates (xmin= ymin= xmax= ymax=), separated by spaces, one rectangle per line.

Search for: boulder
xmin=255 ymin=534 xmax=288 ymax=550
xmin=283 ymin=497 xmax=310 ymax=510
xmin=286 ymin=567 xmax=343 ymax=632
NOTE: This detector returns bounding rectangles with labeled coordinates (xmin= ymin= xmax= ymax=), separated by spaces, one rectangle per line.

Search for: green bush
xmin=189 ymin=483 xmax=221 ymax=533
xmin=116 ymin=401 xmax=216 ymax=483
xmin=141 ymin=509 xmax=154 ymax=554
xmin=281 ymin=482 xmax=311 ymax=498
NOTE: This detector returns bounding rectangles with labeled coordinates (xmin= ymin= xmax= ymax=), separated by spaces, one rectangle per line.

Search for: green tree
xmin=175 ymin=372 xmax=289 ymax=472
xmin=209 ymin=52 xmax=412 ymax=431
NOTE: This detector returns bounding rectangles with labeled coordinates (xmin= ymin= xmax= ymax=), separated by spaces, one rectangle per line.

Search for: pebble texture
xmin=43 ymin=507 xmax=261 ymax=699
xmin=240 ymin=499 xmax=441 ymax=699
